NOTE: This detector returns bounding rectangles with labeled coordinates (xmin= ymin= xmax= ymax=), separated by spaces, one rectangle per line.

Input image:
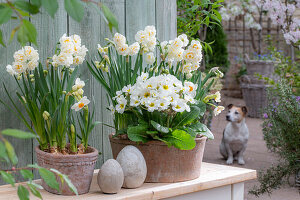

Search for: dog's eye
xmin=235 ymin=111 xmax=239 ymax=114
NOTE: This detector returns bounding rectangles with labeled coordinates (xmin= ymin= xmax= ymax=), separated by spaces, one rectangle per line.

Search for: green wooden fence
xmin=0 ymin=0 xmax=176 ymax=183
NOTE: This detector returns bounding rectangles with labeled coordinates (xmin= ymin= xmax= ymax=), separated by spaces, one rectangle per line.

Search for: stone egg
xmin=116 ymin=145 xmax=147 ymax=188
xmin=97 ymin=159 xmax=124 ymax=194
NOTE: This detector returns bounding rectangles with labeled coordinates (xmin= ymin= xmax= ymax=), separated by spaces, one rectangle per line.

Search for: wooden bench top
xmin=0 ymin=162 xmax=256 ymax=200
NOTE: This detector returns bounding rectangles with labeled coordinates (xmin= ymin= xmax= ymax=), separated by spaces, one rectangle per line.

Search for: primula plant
xmin=88 ymin=26 xmax=224 ymax=150
xmin=0 ymin=129 xmax=77 ymax=199
xmin=0 ymin=34 xmax=98 ymax=154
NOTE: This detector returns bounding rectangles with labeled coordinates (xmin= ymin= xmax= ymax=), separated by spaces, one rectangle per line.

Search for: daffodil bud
xmin=43 ymin=70 xmax=48 ymax=75
xmin=30 ymin=78 xmax=35 ymax=82
xmin=186 ymin=72 xmax=192 ymax=79
xmin=21 ymin=96 xmax=26 ymax=103
xmin=29 ymin=74 xmax=34 ymax=78
xmin=70 ymin=124 xmax=75 ymax=134
xmin=72 ymin=85 xmax=78 ymax=91
xmin=43 ymin=111 xmax=50 ymax=120
xmin=95 ymin=61 xmax=101 ymax=69
xmin=77 ymin=88 xmax=84 ymax=95
xmin=103 ymin=55 xmax=110 ymax=64
xmin=62 ymin=91 xmax=67 ymax=94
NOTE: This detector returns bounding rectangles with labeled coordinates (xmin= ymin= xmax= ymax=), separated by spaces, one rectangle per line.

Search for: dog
xmin=219 ymin=104 xmax=249 ymax=165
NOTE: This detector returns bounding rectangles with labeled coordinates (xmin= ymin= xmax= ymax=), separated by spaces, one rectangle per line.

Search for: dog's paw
xmin=226 ymin=159 xmax=233 ymax=165
xmin=238 ymin=159 xmax=245 ymax=165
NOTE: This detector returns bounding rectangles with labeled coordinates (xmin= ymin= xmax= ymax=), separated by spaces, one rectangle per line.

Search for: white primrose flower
xmin=128 ymin=42 xmax=140 ymax=56
xmin=213 ymin=106 xmax=225 ymax=116
xmin=113 ymin=33 xmax=126 ymax=46
xmin=145 ymin=98 xmax=159 ymax=112
xmin=145 ymin=52 xmax=155 ymax=65
xmin=184 ymin=81 xmax=197 ymax=97
xmin=172 ymin=99 xmax=189 ymax=113
xmin=122 ymin=84 xmax=132 ymax=94
xmin=71 ymin=96 xmax=90 ymax=111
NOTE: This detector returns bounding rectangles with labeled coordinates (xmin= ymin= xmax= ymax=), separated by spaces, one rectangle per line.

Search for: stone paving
xmin=203 ymin=96 xmax=300 ymax=200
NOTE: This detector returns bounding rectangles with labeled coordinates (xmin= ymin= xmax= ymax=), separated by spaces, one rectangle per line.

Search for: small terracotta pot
xmin=109 ymin=134 xmax=207 ymax=183
xmin=35 ymin=145 xmax=98 ymax=195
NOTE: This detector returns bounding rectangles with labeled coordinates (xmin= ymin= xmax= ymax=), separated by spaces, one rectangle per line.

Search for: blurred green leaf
xmin=173 ymin=106 xmax=200 ymax=128
xmin=64 ymin=0 xmax=85 ymax=22
xmin=0 ymin=141 xmax=9 ymax=163
xmin=4 ymin=139 xmax=18 ymax=165
xmin=20 ymin=169 xmax=34 ymax=180
xmin=38 ymin=168 xmax=60 ymax=192
xmin=27 ymin=183 xmax=42 ymax=199
xmin=0 ymin=30 xmax=5 ymax=47
xmin=42 ymin=0 xmax=58 ymax=18
xmin=101 ymin=4 xmax=119 ymax=32
xmin=0 ymin=171 xmax=15 ymax=186
xmin=31 ymin=0 xmax=42 ymax=7
xmin=17 ymin=185 xmax=30 ymax=200
xmin=50 ymin=168 xmax=78 ymax=195
xmin=2 ymin=129 xmax=36 ymax=139
xmin=14 ymin=1 xmax=39 ymax=14
xmin=0 ymin=6 xmax=13 ymax=25
xmin=17 ymin=19 xmax=37 ymax=46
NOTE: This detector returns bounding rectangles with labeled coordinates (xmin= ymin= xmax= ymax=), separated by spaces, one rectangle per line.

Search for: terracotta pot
xmin=109 ymin=134 xmax=207 ymax=183
xmin=35 ymin=145 xmax=98 ymax=195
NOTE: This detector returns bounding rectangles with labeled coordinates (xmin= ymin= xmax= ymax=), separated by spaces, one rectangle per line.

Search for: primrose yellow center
xmin=144 ymin=92 xmax=150 ymax=98
xmin=175 ymin=105 xmax=181 ymax=109
xmin=149 ymin=103 xmax=155 ymax=107
xmin=120 ymin=104 xmax=124 ymax=109
xmin=160 ymin=103 xmax=164 ymax=106
xmin=78 ymin=103 xmax=85 ymax=108
xmin=135 ymin=100 xmax=139 ymax=104
xmin=163 ymin=85 xmax=169 ymax=90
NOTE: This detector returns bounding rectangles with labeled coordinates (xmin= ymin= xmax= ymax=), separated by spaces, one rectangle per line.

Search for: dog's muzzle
xmin=226 ymin=115 xmax=231 ymax=121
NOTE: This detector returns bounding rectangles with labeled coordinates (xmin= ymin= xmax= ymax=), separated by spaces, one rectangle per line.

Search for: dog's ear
xmin=242 ymin=106 xmax=247 ymax=114
xmin=227 ymin=104 xmax=233 ymax=109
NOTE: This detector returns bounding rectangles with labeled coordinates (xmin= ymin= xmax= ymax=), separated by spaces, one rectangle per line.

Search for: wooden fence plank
xmin=0 ymin=0 xmax=32 ymax=184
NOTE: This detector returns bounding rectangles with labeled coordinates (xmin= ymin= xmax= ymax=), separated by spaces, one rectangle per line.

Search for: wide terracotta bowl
xmin=109 ymin=134 xmax=207 ymax=183
xmin=35 ymin=145 xmax=98 ymax=195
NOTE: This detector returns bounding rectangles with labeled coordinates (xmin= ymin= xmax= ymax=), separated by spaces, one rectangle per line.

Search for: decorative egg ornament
xmin=116 ymin=145 xmax=147 ymax=188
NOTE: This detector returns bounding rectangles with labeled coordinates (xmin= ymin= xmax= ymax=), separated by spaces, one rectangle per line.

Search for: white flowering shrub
xmin=88 ymin=26 xmax=224 ymax=150
xmin=1 ymin=34 xmax=98 ymax=154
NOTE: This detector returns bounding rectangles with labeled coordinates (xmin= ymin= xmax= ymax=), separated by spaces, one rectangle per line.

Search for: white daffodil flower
xmin=71 ymin=96 xmax=90 ymax=111
xmin=214 ymin=106 xmax=225 ymax=116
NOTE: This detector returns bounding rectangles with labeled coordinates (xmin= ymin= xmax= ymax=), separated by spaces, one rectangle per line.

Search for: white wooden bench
xmin=0 ymin=162 xmax=256 ymax=200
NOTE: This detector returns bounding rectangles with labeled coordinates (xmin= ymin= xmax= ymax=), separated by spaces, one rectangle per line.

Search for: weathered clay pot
xmin=35 ymin=145 xmax=98 ymax=195
xmin=109 ymin=134 xmax=207 ymax=183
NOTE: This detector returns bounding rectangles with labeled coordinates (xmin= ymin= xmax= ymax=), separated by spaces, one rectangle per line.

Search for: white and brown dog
xmin=219 ymin=104 xmax=249 ymax=165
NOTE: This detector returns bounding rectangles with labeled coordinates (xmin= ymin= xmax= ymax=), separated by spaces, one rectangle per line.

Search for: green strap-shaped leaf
xmin=17 ymin=185 xmax=30 ymax=200
xmin=163 ymin=129 xmax=196 ymax=150
xmin=2 ymin=129 xmax=37 ymax=139
xmin=150 ymin=120 xmax=169 ymax=134
xmin=41 ymin=0 xmax=58 ymax=18
xmin=0 ymin=171 xmax=15 ymax=186
xmin=38 ymin=168 xmax=60 ymax=192
xmin=4 ymin=139 xmax=18 ymax=165
xmin=127 ymin=124 xmax=150 ymax=143
xmin=64 ymin=0 xmax=85 ymax=22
